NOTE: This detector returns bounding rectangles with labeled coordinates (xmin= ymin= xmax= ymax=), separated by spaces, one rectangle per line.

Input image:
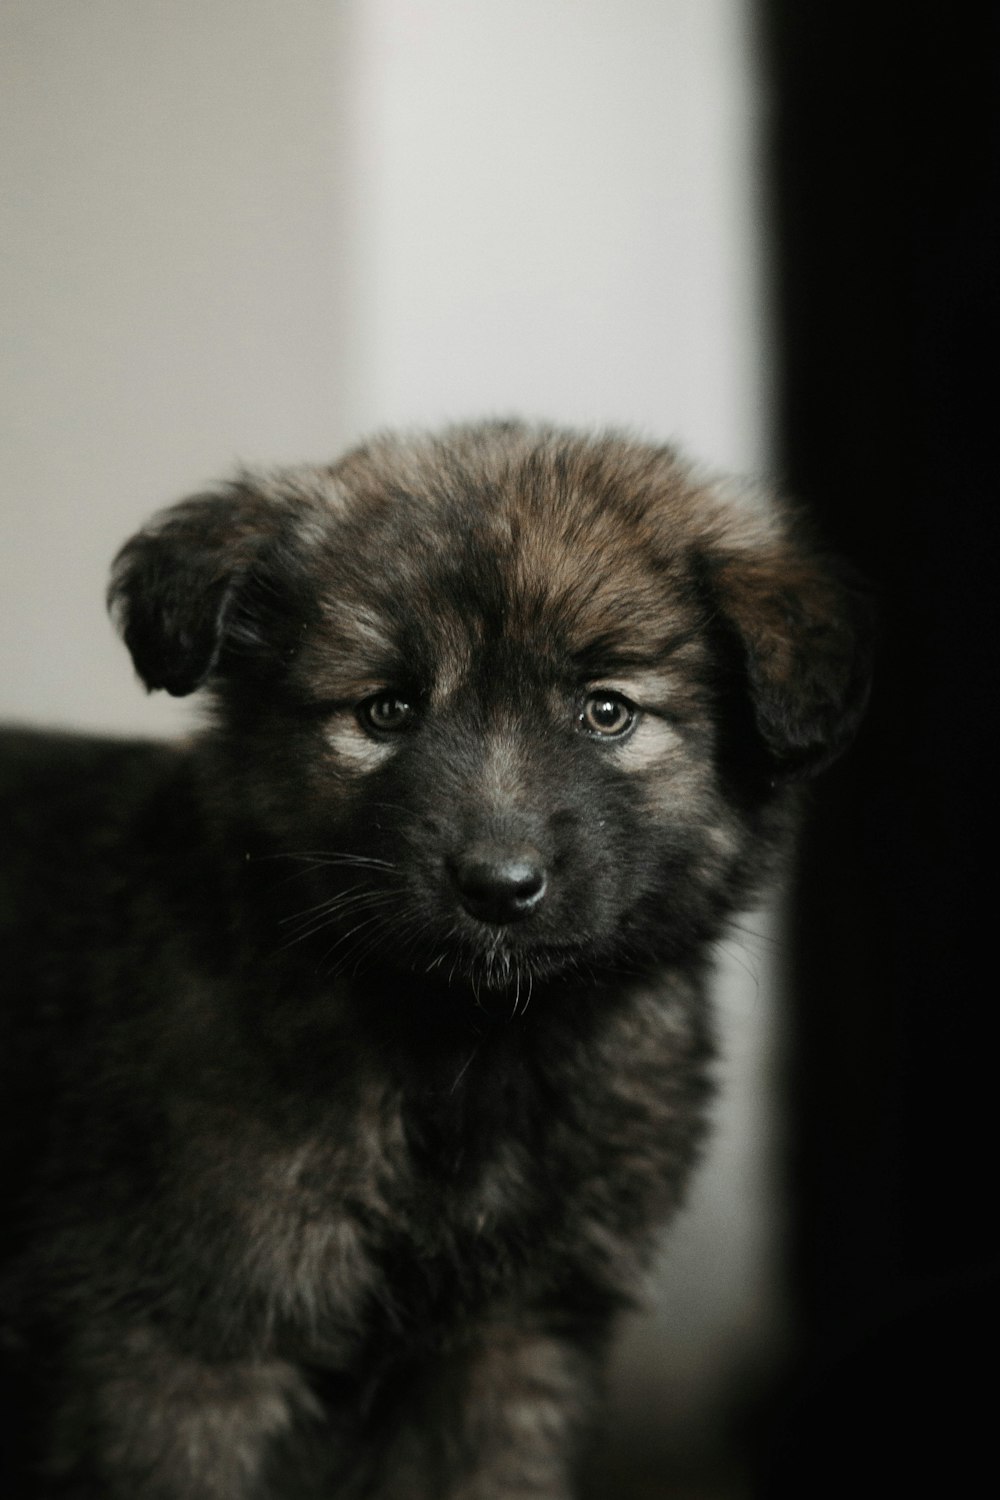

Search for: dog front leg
xmin=366 ymin=1321 xmax=607 ymax=1500
xmin=39 ymin=1329 xmax=326 ymax=1500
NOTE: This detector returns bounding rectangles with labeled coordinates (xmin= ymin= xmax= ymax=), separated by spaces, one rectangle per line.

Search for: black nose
xmin=449 ymin=845 xmax=548 ymax=925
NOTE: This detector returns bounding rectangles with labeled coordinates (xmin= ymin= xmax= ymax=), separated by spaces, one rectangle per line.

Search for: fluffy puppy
xmin=0 ymin=422 xmax=870 ymax=1498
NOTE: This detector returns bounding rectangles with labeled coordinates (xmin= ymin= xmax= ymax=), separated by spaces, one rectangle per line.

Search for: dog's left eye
xmin=358 ymin=692 xmax=415 ymax=734
xmin=578 ymin=692 xmax=637 ymax=738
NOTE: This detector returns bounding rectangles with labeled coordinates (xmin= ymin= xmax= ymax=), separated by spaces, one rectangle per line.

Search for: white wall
xmin=349 ymin=0 xmax=770 ymax=466
xmin=1 ymin=0 xmax=781 ymax=1462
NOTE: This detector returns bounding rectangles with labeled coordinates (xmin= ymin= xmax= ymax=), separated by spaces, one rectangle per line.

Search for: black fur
xmin=0 ymin=423 xmax=871 ymax=1497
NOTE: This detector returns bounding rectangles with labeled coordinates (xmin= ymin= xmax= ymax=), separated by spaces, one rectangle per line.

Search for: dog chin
xmin=395 ymin=928 xmax=587 ymax=995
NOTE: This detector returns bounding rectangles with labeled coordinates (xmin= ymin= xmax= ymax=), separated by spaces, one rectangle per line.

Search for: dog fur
xmin=0 ymin=422 xmax=871 ymax=1497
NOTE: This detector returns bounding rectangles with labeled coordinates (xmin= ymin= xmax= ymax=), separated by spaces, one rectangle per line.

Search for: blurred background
xmin=1 ymin=2 xmax=995 ymax=1495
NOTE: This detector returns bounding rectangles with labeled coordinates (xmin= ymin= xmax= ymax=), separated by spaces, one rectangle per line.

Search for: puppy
xmin=0 ymin=422 xmax=870 ymax=1498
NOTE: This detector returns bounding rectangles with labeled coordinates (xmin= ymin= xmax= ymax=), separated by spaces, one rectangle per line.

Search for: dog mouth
xmin=266 ymin=845 xmax=600 ymax=994
xmin=417 ymin=925 xmax=584 ymax=994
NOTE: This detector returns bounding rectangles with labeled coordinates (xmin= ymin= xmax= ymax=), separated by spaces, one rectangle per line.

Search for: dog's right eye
xmin=357 ymin=692 xmax=415 ymax=735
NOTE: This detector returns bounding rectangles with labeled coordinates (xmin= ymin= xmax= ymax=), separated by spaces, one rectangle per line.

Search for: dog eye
xmin=358 ymin=692 xmax=415 ymax=734
xmin=578 ymin=693 xmax=637 ymax=738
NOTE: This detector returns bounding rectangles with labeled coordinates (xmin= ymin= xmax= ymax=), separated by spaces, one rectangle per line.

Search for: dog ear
xmin=107 ymin=485 xmax=282 ymax=696
xmin=703 ymin=524 xmax=874 ymax=783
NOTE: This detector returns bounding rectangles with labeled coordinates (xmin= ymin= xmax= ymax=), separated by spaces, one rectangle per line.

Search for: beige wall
xmin=1 ymin=0 xmax=782 ymax=1458
xmin=2 ymin=0 xmax=361 ymax=733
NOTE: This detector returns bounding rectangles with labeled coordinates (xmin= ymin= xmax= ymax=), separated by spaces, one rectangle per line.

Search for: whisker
xmin=317 ymin=911 xmax=394 ymax=975
xmin=449 ymin=1041 xmax=483 ymax=1093
xmin=258 ymin=851 xmax=398 ymax=872
xmin=278 ymin=891 xmax=397 ymax=951
xmin=524 ymin=969 xmax=535 ymax=1016
xmin=279 ymin=881 xmax=376 ymax=926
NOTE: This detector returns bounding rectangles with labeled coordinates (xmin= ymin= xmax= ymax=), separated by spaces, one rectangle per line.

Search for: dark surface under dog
xmin=0 ymin=422 xmax=870 ymax=1498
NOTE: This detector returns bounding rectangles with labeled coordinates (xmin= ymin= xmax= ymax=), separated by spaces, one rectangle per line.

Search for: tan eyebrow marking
xmin=611 ymin=716 xmax=686 ymax=772
xmin=324 ymin=713 xmax=396 ymax=773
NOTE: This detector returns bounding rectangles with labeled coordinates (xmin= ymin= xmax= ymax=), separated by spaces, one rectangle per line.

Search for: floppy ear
xmin=705 ymin=532 xmax=874 ymax=783
xmin=107 ymin=485 xmax=282 ymax=696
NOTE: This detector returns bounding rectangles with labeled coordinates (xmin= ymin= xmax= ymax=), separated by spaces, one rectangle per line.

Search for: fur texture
xmin=0 ymin=422 xmax=871 ymax=1497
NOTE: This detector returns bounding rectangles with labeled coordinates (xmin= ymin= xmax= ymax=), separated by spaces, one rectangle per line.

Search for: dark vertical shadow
xmin=755 ymin=1 xmax=1000 ymax=1491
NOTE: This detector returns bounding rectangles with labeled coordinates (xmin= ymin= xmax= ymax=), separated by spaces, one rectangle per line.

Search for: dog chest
xmin=178 ymin=985 xmax=709 ymax=1356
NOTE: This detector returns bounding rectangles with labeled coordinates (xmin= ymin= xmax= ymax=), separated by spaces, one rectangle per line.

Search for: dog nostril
xmin=450 ymin=848 xmax=548 ymax=924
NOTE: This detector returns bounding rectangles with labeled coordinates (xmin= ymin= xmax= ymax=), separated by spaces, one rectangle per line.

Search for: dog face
xmin=109 ymin=422 xmax=871 ymax=993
